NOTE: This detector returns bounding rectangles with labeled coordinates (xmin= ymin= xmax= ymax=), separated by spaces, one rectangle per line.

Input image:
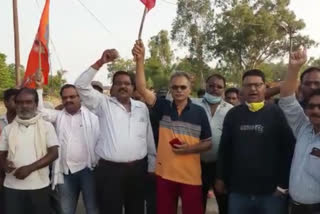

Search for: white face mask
xmin=204 ymin=92 xmax=222 ymax=104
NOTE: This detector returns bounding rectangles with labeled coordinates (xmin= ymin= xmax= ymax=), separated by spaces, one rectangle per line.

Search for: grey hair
xmin=170 ymin=72 xmax=191 ymax=83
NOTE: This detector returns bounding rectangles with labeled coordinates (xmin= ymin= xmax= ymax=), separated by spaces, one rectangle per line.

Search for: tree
xmin=0 ymin=53 xmax=15 ymax=89
xmin=171 ymin=0 xmax=215 ymax=87
xmin=210 ymin=0 xmax=316 ymax=83
xmin=43 ymin=70 xmax=67 ymax=96
xmin=145 ymin=30 xmax=175 ymax=90
xmin=107 ymin=58 xmax=135 ymax=79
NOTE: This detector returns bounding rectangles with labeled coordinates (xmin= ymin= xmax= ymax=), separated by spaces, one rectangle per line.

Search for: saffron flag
xmin=140 ymin=0 xmax=156 ymax=10
xmin=24 ymin=0 xmax=50 ymax=88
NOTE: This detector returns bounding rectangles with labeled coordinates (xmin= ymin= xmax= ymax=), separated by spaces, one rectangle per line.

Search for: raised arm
xmin=75 ymin=49 xmax=119 ymax=112
xmin=132 ymin=40 xmax=156 ymax=106
xmin=280 ymin=48 xmax=307 ymax=97
xmin=279 ymin=48 xmax=308 ymax=136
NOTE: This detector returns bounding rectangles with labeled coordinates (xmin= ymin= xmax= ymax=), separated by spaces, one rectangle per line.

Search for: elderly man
xmin=0 ymin=88 xmax=59 ymax=214
xmin=279 ymin=48 xmax=320 ymax=214
xmin=133 ymin=40 xmax=212 ymax=214
xmin=75 ymin=49 xmax=156 ymax=214
xmin=36 ymin=82 xmax=100 ymax=214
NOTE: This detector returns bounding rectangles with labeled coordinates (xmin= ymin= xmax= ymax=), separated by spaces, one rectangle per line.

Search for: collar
xmin=63 ymin=106 xmax=83 ymax=116
xmin=0 ymin=114 xmax=8 ymax=124
xmin=171 ymin=98 xmax=192 ymax=111
xmin=110 ymin=97 xmax=143 ymax=110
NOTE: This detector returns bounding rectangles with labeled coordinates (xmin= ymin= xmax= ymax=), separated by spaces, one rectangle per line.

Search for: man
xmin=298 ymin=67 xmax=320 ymax=107
xmin=216 ymin=69 xmax=295 ymax=214
xmin=194 ymin=74 xmax=233 ymax=214
xmin=36 ymin=83 xmax=100 ymax=214
xmin=91 ymin=81 xmax=104 ymax=93
xmin=0 ymin=88 xmax=19 ymax=213
xmin=279 ymin=48 xmax=320 ymax=214
xmin=225 ymin=87 xmax=240 ymax=106
xmin=75 ymin=49 xmax=156 ymax=214
xmin=133 ymin=40 xmax=212 ymax=214
xmin=0 ymin=88 xmax=59 ymax=214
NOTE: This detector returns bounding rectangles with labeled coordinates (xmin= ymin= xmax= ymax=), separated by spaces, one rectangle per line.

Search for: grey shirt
xmin=279 ymin=95 xmax=320 ymax=204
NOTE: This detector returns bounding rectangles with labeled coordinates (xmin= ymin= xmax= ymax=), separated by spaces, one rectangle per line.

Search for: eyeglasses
xmin=302 ymin=81 xmax=320 ymax=88
xmin=306 ymin=103 xmax=320 ymax=110
xmin=243 ymin=83 xmax=264 ymax=89
xmin=171 ymin=85 xmax=188 ymax=91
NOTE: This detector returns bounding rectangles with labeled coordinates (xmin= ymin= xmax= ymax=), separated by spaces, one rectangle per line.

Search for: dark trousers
xmin=0 ymin=187 xmax=4 ymax=214
xmin=229 ymin=192 xmax=287 ymax=214
xmin=290 ymin=201 xmax=320 ymax=214
xmin=94 ymin=158 xmax=147 ymax=214
xmin=144 ymin=174 xmax=156 ymax=214
xmin=4 ymin=186 xmax=50 ymax=214
xmin=201 ymin=161 xmax=228 ymax=214
xmin=50 ymin=188 xmax=62 ymax=214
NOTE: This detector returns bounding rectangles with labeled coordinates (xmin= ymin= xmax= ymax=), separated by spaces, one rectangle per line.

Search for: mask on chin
xmin=204 ymin=92 xmax=222 ymax=104
xmin=246 ymin=101 xmax=265 ymax=112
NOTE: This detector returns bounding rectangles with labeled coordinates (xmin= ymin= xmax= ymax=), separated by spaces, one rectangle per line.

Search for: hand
xmin=13 ymin=165 xmax=34 ymax=180
xmin=35 ymin=72 xmax=44 ymax=89
xmin=132 ymin=40 xmax=145 ymax=62
xmin=214 ymin=179 xmax=226 ymax=195
xmin=289 ymin=46 xmax=307 ymax=71
xmin=99 ymin=49 xmax=119 ymax=65
xmin=172 ymin=142 xmax=190 ymax=155
xmin=4 ymin=160 xmax=15 ymax=173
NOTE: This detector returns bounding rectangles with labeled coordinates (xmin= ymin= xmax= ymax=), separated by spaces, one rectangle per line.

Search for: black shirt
xmin=217 ymin=103 xmax=295 ymax=194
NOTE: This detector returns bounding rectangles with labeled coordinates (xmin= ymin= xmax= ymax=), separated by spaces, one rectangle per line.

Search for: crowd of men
xmin=0 ymin=42 xmax=319 ymax=214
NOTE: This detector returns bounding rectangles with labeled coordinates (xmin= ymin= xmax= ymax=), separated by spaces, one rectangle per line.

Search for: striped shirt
xmin=153 ymin=98 xmax=211 ymax=185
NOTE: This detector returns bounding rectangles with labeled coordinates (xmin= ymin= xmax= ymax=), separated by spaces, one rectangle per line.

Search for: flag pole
xmin=12 ymin=0 xmax=21 ymax=87
xmin=138 ymin=7 xmax=148 ymax=39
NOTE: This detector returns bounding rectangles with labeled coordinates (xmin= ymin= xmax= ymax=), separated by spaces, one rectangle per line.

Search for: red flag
xmin=24 ymin=0 xmax=50 ymax=88
xmin=140 ymin=0 xmax=156 ymax=10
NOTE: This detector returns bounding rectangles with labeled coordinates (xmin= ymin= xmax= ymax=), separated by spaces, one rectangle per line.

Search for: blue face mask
xmin=203 ymin=92 xmax=222 ymax=104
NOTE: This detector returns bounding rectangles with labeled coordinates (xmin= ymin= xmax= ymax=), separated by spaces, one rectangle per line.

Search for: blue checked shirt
xmin=279 ymin=95 xmax=320 ymax=204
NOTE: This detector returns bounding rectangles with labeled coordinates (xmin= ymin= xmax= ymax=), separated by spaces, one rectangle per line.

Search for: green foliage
xmin=43 ymin=70 xmax=66 ymax=97
xmin=0 ymin=54 xmax=15 ymax=90
xmin=210 ymin=0 xmax=316 ymax=83
xmin=107 ymin=58 xmax=136 ymax=79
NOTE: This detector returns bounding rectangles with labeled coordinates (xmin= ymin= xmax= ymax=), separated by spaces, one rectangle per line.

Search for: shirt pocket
xmin=131 ymin=119 xmax=148 ymax=139
xmin=305 ymin=146 xmax=320 ymax=182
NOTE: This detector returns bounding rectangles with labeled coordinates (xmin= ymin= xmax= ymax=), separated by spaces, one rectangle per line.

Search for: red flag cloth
xmin=140 ymin=0 xmax=156 ymax=10
xmin=24 ymin=0 xmax=50 ymax=88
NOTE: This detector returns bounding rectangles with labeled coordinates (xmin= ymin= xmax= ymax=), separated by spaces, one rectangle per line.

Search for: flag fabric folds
xmin=140 ymin=0 xmax=156 ymax=10
xmin=24 ymin=0 xmax=50 ymax=88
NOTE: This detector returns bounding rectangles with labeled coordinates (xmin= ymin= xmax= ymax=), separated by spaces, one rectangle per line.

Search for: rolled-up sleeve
xmin=279 ymin=95 xmax=308 ymax=138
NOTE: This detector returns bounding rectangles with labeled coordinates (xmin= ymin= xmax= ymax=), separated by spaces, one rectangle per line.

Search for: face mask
xmin=204 ymin=92 xmax=222 ymax=104
xmin=246 ymin=101 xmax=265 ymax=112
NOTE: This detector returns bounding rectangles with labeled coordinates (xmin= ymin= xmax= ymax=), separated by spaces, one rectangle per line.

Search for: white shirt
xmin=0 ymin=120 xmax=59 ymax=190
xmin=194 ymin=98 xmax=233 ymax=162
xmin=37 ymin=89 xmax=98 ymax=174
xmin=0 ymin=114 xmax=8 ymax=132
xmin=75 ymin=67 xmax=156 ymax=172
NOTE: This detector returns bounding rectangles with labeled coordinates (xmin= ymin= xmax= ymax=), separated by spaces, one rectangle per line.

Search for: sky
xmin=0 ymin=0 xmax=319 ymax=86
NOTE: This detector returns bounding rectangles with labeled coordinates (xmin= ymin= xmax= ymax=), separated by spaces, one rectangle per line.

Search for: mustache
xmin=65 ymin=102 xmax=74 ymax=105
xmin=310 ymin=114 xmax=320 ymax=118
xmin=118 ymin=88 xmax=128 ymax=93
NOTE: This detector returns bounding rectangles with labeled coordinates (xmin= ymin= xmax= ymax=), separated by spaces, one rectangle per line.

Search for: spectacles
xmin=306 ymin=103 xmax=320 ymax=110
xmin=243 ymin=83 xmax=264 ymax=89
xmin=302 ymin=81 xmax=320 ymax=88
xmin=171 ymin=85 xmax=188 ymax=91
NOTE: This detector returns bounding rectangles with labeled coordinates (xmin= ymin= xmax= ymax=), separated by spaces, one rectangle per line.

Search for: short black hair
xmin=60 ymin=84 xmax=77 ymax=97
xmin=197 ymin=89 xmax=206 ymax=97
xmin=3 ymin=88 xmax=19 ymax=102
xmin=306 ymin=88 xmax=320 ymax=104
xmin=242 ymin=69 xmax=265 ymax=83
xmin=15 ymin=88 xmax=39 ymax=105
xmin=225 ymin=87 xmax=239 ymax=97
xmin=300 ymin=67 xmax=320 ymax=82
xmin=112 ymin=71 xmax=134 ymax=85
xmin=206 ymin=74 xmax=226 ymax=88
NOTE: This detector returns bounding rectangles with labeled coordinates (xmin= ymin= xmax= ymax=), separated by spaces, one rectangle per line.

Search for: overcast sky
xmin=1 ymin=0 xmax=319 ymax=85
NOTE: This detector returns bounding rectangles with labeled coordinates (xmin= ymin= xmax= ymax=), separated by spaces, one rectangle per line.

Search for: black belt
xmin=98 ymin=157 xmax=146 ymax=167
xmin=291 ymin=200 xmax=320 ymax=210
